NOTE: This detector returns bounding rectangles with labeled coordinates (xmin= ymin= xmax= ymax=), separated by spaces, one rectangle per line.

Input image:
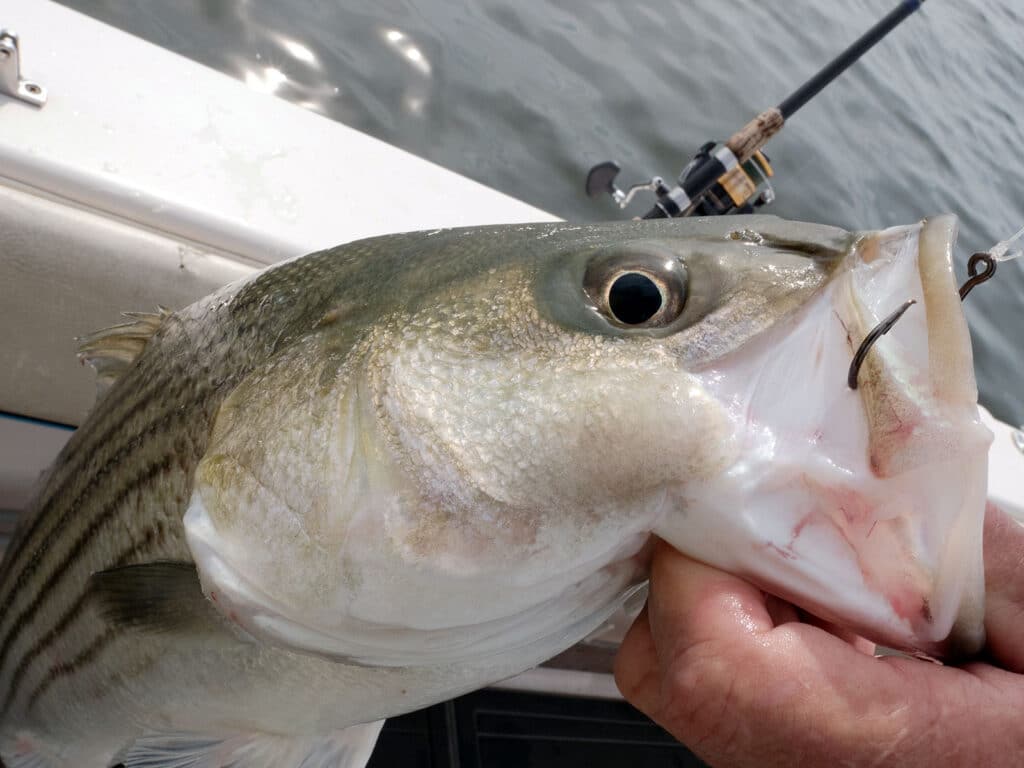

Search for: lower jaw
xmin=841 ymin=215 xmax=991 ymax=656
xmin=661 ymin=216 xmax=991 ymax=657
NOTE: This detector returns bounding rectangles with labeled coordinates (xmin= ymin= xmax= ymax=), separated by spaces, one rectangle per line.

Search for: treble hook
xmin=958 ymin=252 xmax=997 ymax=300
xmin=847 ymin=299 xmax=917 ymax=389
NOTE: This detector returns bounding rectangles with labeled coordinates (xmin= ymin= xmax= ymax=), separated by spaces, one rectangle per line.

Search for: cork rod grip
xmin=725 ymin=108 xmax=785 ymax=163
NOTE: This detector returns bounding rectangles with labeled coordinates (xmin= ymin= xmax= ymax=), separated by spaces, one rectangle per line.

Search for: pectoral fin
xmin=88 ymin=561 xmax=243 ymax=639
xmin=115 ymin=721 xmax=384 ymax=768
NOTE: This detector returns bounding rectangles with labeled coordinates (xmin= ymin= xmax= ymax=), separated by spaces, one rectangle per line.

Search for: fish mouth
xmin=830 ymin=215 xmax=993 ymax=655
xmin=845 ymin=215 xmax=982 ymax=453
xmin=662 ymin=215 xmax=992 ymax=658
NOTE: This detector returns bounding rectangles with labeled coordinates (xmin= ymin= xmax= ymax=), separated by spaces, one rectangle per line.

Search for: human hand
xmin=615 ymin=504 xmax=1024 ymax=767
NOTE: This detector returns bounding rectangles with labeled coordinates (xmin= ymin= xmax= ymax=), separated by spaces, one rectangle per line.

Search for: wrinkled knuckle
xmin=659 ymin=641 xmax=741 ymax=748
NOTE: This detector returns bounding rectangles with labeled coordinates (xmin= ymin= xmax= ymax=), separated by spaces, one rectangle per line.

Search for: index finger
xmin=615 ymin=538 xmax=1024 ymax=768
xmin=982 ymin=502 xmax=1024 ymax=673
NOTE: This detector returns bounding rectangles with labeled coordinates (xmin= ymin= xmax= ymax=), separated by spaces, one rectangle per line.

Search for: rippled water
xmin=56 ymin=0 xmax=1024 ymax=424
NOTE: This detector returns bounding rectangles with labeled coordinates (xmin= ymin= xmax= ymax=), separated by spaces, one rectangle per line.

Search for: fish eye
xmin=608 ymin=272 xmax=663 ymax=324
xmin=583 ymin=246 xmax=688 ymax=329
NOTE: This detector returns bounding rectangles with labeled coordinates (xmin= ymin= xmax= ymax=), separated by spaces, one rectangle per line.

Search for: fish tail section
xmin=116 ymin=720 xmax=385 ymax=768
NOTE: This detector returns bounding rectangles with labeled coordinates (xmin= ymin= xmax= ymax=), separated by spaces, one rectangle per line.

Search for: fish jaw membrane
xmin=656 ymin=215 xmax=992 ymax=658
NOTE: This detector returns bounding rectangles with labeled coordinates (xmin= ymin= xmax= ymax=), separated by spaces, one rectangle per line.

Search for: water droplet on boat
xmin=1012 ymin=427 xmax=1024 ymax=455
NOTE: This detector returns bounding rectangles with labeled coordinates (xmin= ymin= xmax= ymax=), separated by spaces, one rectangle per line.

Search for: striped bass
xmin=0 ymin=216 xmax=991 ymax=767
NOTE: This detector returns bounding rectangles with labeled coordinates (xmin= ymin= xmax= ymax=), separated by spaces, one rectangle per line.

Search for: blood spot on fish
xmin=833 ymin=310 xmax=853 ymax=348
xmin=790 ymin=511 xmax=814 ymax=542
xmin=832 ymin=488 xmax=873 ymax=528
xmin=884 ymin=413 xmax=916 ymax=441
xmin=886 ymin=588 xmax=930 ymax=624
xmin=869 ymin=419 xmax=918 ymax=477
xmin=921 ymin=598 xmax=932 ymax=624
xmin=210 ymin=590 xmax=218 ymax=603
xmin=764 ymin=542 xmax=797 ymax=561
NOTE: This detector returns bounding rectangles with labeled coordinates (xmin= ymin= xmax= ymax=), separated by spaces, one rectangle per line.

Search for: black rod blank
xmin=779 ymin=0 xmax=926 ymax=119
xmin=638 ymin=0 xmax=929 ymax=219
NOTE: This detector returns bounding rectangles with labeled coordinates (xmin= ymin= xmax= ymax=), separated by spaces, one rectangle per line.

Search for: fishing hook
xmin=847 ymin=299 xmax=917 ymax=390
xmin=847 ymin=252 xmax=999 ymax=390
xmin=958 ymin=252 xmax=997 ymax=300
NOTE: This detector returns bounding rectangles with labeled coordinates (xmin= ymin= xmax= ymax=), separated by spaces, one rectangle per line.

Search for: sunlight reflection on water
xmin=53 ymin=0 xmax=1024 ymax=424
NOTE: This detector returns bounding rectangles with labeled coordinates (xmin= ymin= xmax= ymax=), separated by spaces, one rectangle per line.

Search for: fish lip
xmin=846 ymin=215 xmax=993 ymax=472
xmin=851 ymin=214 xmax=978 ymax=411
xmin=844 ymin=215 xmax=990 ymax=656
xmin=916 ymin=216 xmax=989 ymax=659
xmin=907 ymin=215 xmax=977 ymax=408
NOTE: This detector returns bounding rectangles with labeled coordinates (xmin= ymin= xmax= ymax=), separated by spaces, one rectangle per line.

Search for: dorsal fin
xmin=76 ymin=307 xmax=170 ymax=397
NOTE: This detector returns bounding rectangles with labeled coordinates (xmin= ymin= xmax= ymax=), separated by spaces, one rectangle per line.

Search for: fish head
xmin=184 ymin=216 xmax=989 ymax=666
xmin=650 ymin=214 xmax=992 ymax=658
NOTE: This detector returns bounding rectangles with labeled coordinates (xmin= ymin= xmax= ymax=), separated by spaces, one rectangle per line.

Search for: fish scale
xmin=0 ymin=351 xmax=207 ymax=718
xmin=0 ymin=276 xmax=302 ymax=699
xmin=0 ymin=225 xmax=544 ymax=755
xmin=0 ymin=218 xmax=991 ymax=767
xmin=0 ymin=241 xmax=361 ymax=675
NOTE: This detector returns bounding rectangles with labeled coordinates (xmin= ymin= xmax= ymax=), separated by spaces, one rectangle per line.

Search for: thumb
xmin=616 ymin=540 xmax=783 ymax=753
xmin=614 ymin=540 xmax=774 ymax=722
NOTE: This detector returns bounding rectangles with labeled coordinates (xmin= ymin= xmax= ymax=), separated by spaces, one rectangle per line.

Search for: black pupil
xmin=608 ymin=272 xmax=663 ymax=325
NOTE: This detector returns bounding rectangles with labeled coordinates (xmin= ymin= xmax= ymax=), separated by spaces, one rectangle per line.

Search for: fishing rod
xmin=586 ymin=0 xmax=928 ymax=218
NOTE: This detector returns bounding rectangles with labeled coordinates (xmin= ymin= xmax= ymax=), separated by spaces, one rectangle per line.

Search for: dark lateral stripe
xmin=0 ymin=521 xmax=166 ymax=717
xmin=0 ymin=383 xmax=201 ymax=641
xmin=0 ymin=455 xmax=173 ymax=678
xmin=0 ymin=378 xmax=171 ymax=600
xmin=0 ymin=341 xmax=192 ymax=590
xmin=27 ymin=626 xmax=117 ymax=712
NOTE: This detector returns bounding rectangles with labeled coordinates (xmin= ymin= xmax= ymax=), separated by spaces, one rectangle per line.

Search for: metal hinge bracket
xmin=0 ymin=30 xmax=47 ymax=107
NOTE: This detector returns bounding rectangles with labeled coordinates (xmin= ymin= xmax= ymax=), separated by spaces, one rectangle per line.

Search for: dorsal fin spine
xmin=76 ymin=307 xmax=171 ymax=399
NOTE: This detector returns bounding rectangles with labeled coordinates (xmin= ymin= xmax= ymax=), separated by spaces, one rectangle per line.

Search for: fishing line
xmin=989 ymin=224 xmax=1024 ymax=263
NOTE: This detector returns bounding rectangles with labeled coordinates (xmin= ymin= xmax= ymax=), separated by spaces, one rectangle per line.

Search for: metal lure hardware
xmin=958 ymin=252 xmax=997 ymax=301
xmin=847 ymin=251 xmax=999 ymax=391
xmin=847 ymin=299 xmax=917 ymax=390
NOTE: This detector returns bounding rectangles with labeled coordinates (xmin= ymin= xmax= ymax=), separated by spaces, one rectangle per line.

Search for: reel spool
xmin=585 ymin=144 xmax=775 ymax=218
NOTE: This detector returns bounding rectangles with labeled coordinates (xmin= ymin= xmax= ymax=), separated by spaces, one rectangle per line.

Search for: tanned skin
xmin=616 ymin=504 xmax=1024 ymax=767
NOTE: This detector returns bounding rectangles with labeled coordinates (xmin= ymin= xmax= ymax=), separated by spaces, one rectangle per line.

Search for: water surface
xmin=55 ymin=0 xmax=1024 ymax=424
